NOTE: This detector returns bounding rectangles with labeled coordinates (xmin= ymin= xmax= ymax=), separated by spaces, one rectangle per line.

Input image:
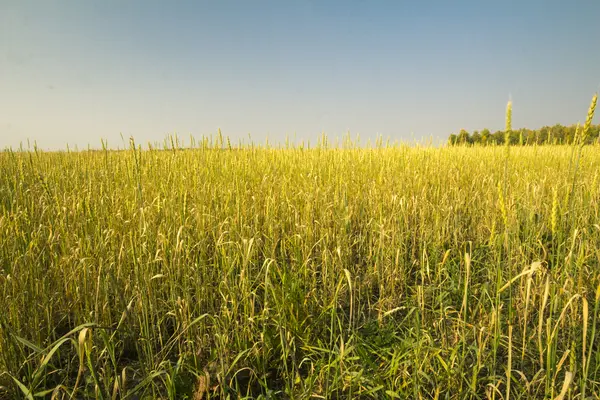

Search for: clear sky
xmin=1 ymin=0 xmax=599 ymax=149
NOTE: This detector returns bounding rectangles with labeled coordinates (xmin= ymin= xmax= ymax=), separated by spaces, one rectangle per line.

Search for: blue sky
xmin=1 ymin=0 xmax=599 ymax=149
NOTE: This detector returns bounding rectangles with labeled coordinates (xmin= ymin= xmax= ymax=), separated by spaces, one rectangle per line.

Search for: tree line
xmin=448 ymin=123 xmax=600 ymax=145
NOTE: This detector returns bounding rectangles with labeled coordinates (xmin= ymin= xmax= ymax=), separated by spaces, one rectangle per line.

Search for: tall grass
xmin=0 ymin=97 xmax=599 ymax=399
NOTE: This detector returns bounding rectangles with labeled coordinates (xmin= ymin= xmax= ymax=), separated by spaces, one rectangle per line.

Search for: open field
xmin=2 ymin=135 xmax=600 ymax=398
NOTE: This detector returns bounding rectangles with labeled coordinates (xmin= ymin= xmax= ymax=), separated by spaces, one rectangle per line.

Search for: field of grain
xmin=1 ymin=102 xmax=600 ymax=399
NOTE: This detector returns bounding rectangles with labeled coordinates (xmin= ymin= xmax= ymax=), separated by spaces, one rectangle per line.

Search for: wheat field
xmin=1 ymin=99 xmax=600 ymax=399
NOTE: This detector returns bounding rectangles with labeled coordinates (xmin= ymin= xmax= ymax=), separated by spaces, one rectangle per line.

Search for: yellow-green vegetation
xmin=0 ymin=96 xmax=599 ymax=399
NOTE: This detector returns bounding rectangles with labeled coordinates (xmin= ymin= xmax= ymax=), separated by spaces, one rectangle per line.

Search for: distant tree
xmin=524 ymin=128 xmax=536 ymax=145
xmin=446 ymin=123 xmax=600 ymax=146
xmin=492 ymin=130 xmax=504 ymax=144
xmin=537 ymin=126 xmax=549 ymax=144
xmin=508 ymin=130 xmax=519 ymax=145
xmin=457 ymin=129 xmax=471 ymax=145
xmin=481 ymin=129 xmax=490 ymax=145
xmin=589 ymin=125 xmax=600 ymax=143
xmin=552 ymin=124 xmax=566 ymax=144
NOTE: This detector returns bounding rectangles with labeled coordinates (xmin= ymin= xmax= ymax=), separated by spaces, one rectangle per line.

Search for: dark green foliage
xmin=448 ymin=123 xmax=600 ymax=146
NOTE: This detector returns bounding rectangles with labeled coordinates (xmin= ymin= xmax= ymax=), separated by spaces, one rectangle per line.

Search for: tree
xmin=481 ymin=129 xmax=490 ymax=145
xmin=457 ymin=129 xmax=471 ymax=145
xmin=471 ymin=130 xmax=481 ymax=144
xmin=539 ymin=126 xmax=549 ymax=144
xmin=448 ymin=134 xmax=458 ymax=146
xmin=446 ymin=123 xmax=600 ymax=146
xmin=492 ymin=130 xmax=504 ymax=144
xmin=551 ymin=124 xmax=566 ymax=144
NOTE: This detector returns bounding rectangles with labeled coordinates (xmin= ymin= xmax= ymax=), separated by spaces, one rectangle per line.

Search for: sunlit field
xmin=1 ymin=99 xmax=600 ymax=399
